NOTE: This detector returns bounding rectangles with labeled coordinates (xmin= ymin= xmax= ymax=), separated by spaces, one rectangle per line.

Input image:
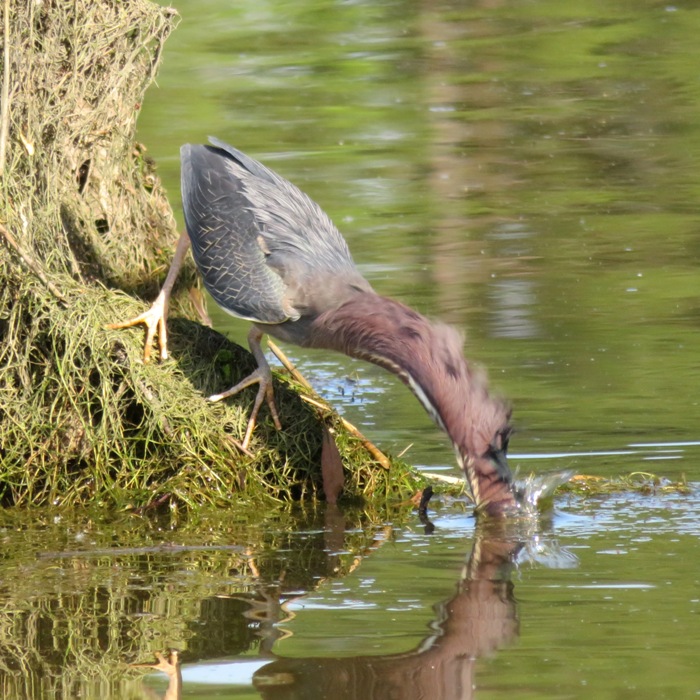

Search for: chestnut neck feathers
xmin=309 ymin=291 xmax=518 ymax=516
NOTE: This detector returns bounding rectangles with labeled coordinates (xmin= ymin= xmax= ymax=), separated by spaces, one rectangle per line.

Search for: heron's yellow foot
xmin=106 ymin=291 xmax=168 ymax=362
xmin=208 ymin=367 xmax=282 ymax=449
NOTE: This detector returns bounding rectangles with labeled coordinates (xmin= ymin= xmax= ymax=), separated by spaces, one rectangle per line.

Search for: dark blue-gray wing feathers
xmin=180 ymin=138 xmax=357 ymax=324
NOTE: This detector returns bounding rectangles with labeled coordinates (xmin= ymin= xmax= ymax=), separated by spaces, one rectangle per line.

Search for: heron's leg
xmin=106 ymin=230 xmax=191 ymax=362
xmin=208 ymin=327 xmax=283 ymax=449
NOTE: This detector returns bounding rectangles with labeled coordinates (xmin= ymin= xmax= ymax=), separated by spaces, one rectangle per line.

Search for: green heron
xmin=110 ymin=138 xmax=518 ymax=516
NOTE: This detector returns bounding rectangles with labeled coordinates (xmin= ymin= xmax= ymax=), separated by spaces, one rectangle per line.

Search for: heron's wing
xmin=181 ymin=141 xmax=363 ymax=324
xmin=206 ymin=138 xmax=359 ymax=283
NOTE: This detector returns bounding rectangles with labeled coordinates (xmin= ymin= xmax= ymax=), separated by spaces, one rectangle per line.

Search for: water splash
xmin=514 ymin=468 xmax=576 ymax=516
xmin=515 ymin=534 xmax=580 ymax=569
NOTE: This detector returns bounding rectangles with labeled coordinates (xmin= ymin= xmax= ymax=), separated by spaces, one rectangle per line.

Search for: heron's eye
xmin=496 ymin=427 xmax=511 ymax=454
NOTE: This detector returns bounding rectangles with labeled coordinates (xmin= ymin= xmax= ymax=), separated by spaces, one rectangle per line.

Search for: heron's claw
xmin=106 ymin=291 xmax=168 ymax=363
xmin=208 ymin=367 xmax=282 ymax=449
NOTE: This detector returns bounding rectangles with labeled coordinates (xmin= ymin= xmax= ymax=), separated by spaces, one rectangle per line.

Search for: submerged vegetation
xmin=561 ymin=472 xmax=691 ymax=497
xmin=0 ymin=0 xmax=422 ymax=509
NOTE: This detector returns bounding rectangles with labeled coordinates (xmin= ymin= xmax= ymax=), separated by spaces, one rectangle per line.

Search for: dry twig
xmin=268 ymin=340 xmax=392 ymax=470
xmin=0 ymin=0 xmax=10 ymax=175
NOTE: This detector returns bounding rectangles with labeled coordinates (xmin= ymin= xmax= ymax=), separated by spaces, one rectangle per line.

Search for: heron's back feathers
xmin=181 ymin=140 xmax=367 ymax=325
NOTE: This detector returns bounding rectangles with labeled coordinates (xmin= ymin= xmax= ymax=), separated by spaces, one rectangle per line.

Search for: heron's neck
xmin=310 ymin=292 xmax=517 ymax=515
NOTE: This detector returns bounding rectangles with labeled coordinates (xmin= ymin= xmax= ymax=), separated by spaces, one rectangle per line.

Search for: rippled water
xmin=3 ymin=0 xmax=700 ymax=697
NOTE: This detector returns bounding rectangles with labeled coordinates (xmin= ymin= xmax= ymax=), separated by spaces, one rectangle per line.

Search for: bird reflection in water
xmin=133 ymin=512 xmax=573 ymax=700
xmin=133 ymin=486 xmax=578 ymax=700
xmin=252 ymin=518 xmax=523 ymax=700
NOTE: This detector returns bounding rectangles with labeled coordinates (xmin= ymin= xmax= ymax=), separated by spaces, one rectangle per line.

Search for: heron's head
xmin=459 ymin=422 xmax=519 ymax=517
xmin=485 ymin=424 xmax=512 ymax=480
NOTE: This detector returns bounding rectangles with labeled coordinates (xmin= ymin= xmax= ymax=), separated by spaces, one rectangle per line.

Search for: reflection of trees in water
xmin=0 ymin=506 xmax=392 ymax=698
xmin=418 ymin=0 xmax=540 ymax=341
